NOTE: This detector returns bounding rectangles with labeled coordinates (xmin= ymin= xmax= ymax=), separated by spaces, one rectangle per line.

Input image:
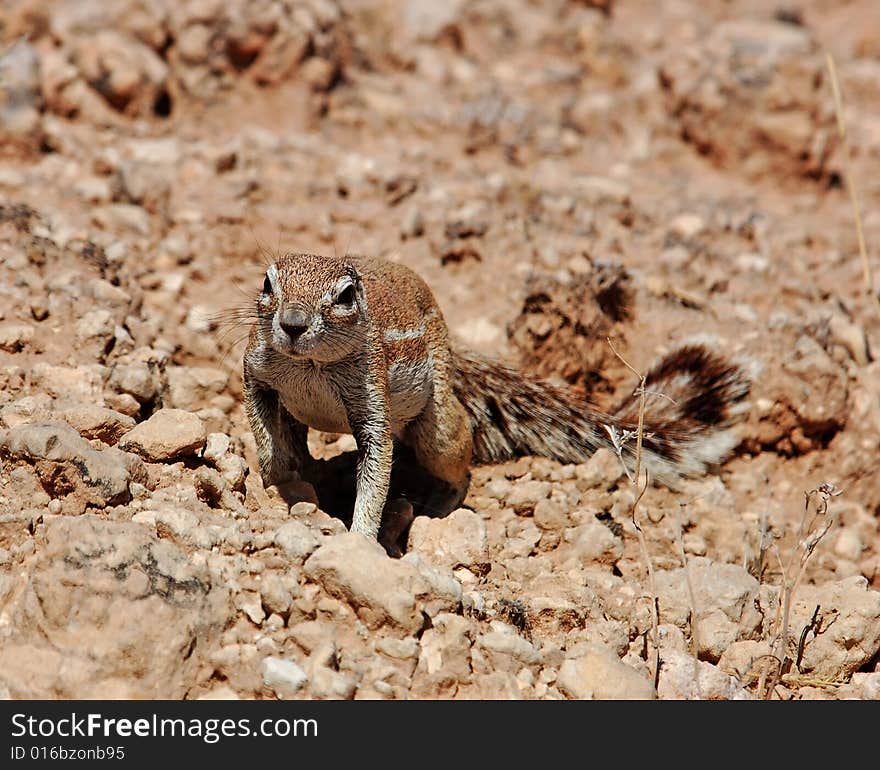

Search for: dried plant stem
xmin=826 ymin=52 xmax=874 ymax=304
xmin=606 ymin=339 xmax=660 ymax=689
xmin=763 ymin=484 xmax=841 ymax=699
xmin=631 ymin=457 xmax=659 ymax=689
xmin=673 ymin=514 xmax=703 ymax=700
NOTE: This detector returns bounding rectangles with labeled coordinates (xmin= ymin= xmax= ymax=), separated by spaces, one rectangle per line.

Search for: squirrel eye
xmin=261 ymin=274 xmax=272 ymax=295
xmin=336 ymin=283 xmax=356 ymax=306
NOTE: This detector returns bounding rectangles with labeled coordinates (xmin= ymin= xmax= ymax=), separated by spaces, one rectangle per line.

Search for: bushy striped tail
xmin=452 ymin=341 xmax=753 ymax=484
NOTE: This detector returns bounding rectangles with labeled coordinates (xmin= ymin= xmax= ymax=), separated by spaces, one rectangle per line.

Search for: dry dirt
xmin=1 ymin=0 xmax=879 ymax=700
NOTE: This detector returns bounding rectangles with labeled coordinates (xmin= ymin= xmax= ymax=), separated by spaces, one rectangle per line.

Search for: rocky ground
xmin=1 ymin=0 xmax=879 ymax=700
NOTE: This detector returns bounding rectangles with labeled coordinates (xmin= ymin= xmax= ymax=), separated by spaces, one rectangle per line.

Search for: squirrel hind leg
xmin=401 ymin=390 xmax=473 ymax=517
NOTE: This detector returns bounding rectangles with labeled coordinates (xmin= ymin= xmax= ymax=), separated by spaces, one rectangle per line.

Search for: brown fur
xmin=243 ymin=253 xmax=753 ymax=539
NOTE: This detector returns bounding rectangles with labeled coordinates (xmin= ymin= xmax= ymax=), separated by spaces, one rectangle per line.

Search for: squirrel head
xmin=256 ymin=253 xmax=368 ymax=363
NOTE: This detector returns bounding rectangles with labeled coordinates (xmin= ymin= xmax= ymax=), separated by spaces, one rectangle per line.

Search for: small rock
xmin=184 ymin=305 xmax=214 ymax=333
xmin=165 ymin=366 xmax=228 ymax=411
xmin=400 ymin=207 xmax=424 ymax=239
xmin=669 ymin=213 xmax=705 ymax=239
xmin=834 ymin=528 xmax=864 ymax=563
xmin=274 ymin=520 xmax=320 ymax=561
xmin=575 ymin=448 xmax=622 ymax=489
xmin=304 ymin=533 xmax=443 ymax=633
xmin=453 ymin=318 xmax=503 ymax=349
xmin=197 ymin=684 xmax=240 ymax=700
xmin=30 ymin=298 xmax=49 ymax=321
xmin=656 ymin=623 xmax=689 ymax=654
xmin=557 ymin=644 xmax=656 ymax=700
xmin=407 ymin=508 xmax=490 ymax=575
xmin=251 ymin=22 xmax=311 ymax=86
xmin=375 ymin=637 xmax=420 ymax=660
xmin=74 ymin=30 xmax=168 ymax=117
xmin=308 ymin=666 xmax=357 ymax=699
xmin=118 ymin=408 xmax=206 ymax=461
xmin=119 ymin=160 xmax=171 ymax=213
xmin=573 ymin=176 xmax=630 ymax=205
xmin=75 ymin=309 xmax=115 ymax=343
xmin=75 ymin=177 xmax=113 ymax=205
xmin=193 ymin=466 xmax=246 ymax=515
xmin=533 ymin=498 xmax=570 ymax=531
xmin=153 ymin=507 xmax=203 ymax=546
xmin=177 ymin=24 xmax=213 ymax=65
xmin=105 ymin=392 xmax=141 ymax=418
xmin=828 ymin=313 xmax=869 ymax=366
xmin=237 ymin=591 xmax=265 ymax=625
xmin=682 ymin=533 xmax=707 ymax=556
xmin=259 ymin=574 xmax=296 ymax=616
xmin=214 ymin=453 xmax=245 ymax=492
xmin=658 ymin=649 xmax=752 ymax=700
xmin=734 ymin=252 xmax=769 ymax=273
xmin=300 ymin=57 xmax=336 ymax=92
xmin=655 ymin=557 xmax=761 ymax=657
xmin=0 ymin=515 xmax=228 ymax=698
xmin=262 ymin=657 xmax=308 ymax=697
xmin=789 ymin=576 xmax=880 ymax=679
xmin=0 ymin=168 xmax=25 ymax=187
xmin=399 ymin=553 xmax=462 ymax=617
xmin=0 ymin=40 xmax=43 ymax=149
xmin=445 ymin=201 xmax=489 ymax=239
xmin=696 ymin=609 xmax=741 ymax=663
xmin=289 ymin=620 xmax=335 ymax=655
xmin=563 ymin=521 xmax=623 ymax=565
xmin=717 ymin=640 xmax=775 ymax=685
xmin=858 ymin=672 xmax=880 ymax=700
xmin=412 ymin=613 xmax=474 ymax=693
xmin=0 ymin=322 xmax=35 ymax=353
xmin=403 ymin=0 xmax=465 ymax=41
xmin=506 ymin=480 xmax=552 ymax=513
xmin=503 ymin=519 xmax=541 ymax=558
xmin=483 ymin=478 xmax=511 ymax=500
xmin=0 ymin=395 xmax=51 ymax=429
xmin=108 ymin=361 xmax=157 ymax=402
xmin=203 ymin=432 xmax=231 ymax=464
xmin=32 ymin=364 xmax=103 ymax=402
xmin=0 ymin=422 xmax=141 ymax=506
xmin=92 ymin=204 xmax=152 ymax=237
xmin=58 ymin=405 xmax=135 ymax=443
xmin=474 ymin=626 xmax=541 ymax=674
xmin=526 ymin=595 xmax=586 ymax=636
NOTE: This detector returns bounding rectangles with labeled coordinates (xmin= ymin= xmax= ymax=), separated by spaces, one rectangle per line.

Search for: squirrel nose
xmin=279 ymin=309 xmax=308 ymax=340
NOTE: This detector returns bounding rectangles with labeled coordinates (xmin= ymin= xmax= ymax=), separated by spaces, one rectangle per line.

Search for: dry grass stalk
xmin=673 ymin=513 xmax=703 ymax=700
xmin=825 ymin=52 xmax=875 ymax=305
xmin=760 ymin=483 xmax=841 ymax=699
xmin=744 ymin=509 xmax=771 ymax=581
xmin=605 ymin=339 xmax=660 ymax=689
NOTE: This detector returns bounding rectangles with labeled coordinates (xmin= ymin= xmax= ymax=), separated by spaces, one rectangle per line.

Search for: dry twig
xmin=673 ymin=512 xmax=703 ymax=700
xmin=826 ymin=52 xmax=875 ymax=305
xmin=762 ymin=483 xmax=842 ymax=699
xmin=606 ymin=339 xmax=660 ymax=689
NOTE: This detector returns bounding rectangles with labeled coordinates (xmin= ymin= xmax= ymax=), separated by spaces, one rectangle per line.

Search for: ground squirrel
xmin=243 ymin=252 xmax=751 ymax=540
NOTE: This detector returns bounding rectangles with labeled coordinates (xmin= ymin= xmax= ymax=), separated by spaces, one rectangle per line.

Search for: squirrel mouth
xmin=271 ymin=333 xmax=337 ymax=363
xmin=272 ymin=338 xmax=315 ymax=358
